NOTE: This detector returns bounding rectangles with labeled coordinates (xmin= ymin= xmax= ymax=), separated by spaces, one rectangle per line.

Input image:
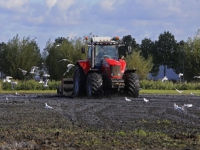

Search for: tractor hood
xmin=101 ymin=58 xmax=126 ymax=78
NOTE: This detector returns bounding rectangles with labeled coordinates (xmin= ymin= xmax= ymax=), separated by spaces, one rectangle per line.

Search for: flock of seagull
xmin=125 ymin=87 xmax=194 ymax=112
xmin=3 ymin=58 xmax=76 ymax=110
xmin=3 ymin=59 xmax=75 ymax=89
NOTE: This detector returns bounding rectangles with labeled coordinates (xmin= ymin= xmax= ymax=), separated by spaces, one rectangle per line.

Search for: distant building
xmin=149 ymin=65 xmax=179 ymax=81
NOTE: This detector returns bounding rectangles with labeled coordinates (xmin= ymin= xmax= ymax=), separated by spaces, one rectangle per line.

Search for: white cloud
xmin=0 ymin=0 xmax=199 ymax=49
xmin=0 ymin=0 xmax=27 ymax=10
xmin=45 ymin=0 xmax=57 ymax=9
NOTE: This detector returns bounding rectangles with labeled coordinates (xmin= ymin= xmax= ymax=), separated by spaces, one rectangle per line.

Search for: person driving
xmin=96 ymin=47 xmax=106 ymax=61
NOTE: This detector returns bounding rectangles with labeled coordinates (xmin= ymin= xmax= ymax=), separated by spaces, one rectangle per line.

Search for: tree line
xmin=0 ymin=29 xmax=200 ymax=81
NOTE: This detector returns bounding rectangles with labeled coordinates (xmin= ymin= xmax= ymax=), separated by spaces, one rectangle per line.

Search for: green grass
xmin=1 ymin=89 xmax=200 ymax=95
xmin=140 ymin=89 xmax=200 ymax=95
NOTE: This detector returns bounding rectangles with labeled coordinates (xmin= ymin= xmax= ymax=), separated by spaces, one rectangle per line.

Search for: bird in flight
xmin=193 ymin=76 xmax=200 ymax=78
xmin=3 ymin=76 xmax=12 ymax=82
xmin=175 ymin=88 xmax=183 ymax=94
xmin=30 ymin=66 xmax=39 ymax=74
xmin=43 ymin=73 xmax=50 ymax=77
xmin=58 ymin=59 xmax=70 ymax=62
xmin=43 ymin=79 xmax=49 ymax=87
xmin=161 ymin=76 xmax=168 ymax=82
xmin=18 ymin=68 xmax=27 ymax=76
xmin=179 ymin=73 xmax=183 ymax=78
xmin=39 ymin=78 xmax=44 ymax=84
xmin=63 ymin=64 xmax=75 ymax=76
xmin=174 ymin=103 xmax=193 ymax=111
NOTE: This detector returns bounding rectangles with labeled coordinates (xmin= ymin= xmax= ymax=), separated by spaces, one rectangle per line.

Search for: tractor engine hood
xmin=101 ymin=58 xmax=126 ymax=78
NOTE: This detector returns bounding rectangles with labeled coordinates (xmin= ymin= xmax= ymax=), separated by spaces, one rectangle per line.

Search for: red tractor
xmin=58 ymin=36 xmax=140 ymax=98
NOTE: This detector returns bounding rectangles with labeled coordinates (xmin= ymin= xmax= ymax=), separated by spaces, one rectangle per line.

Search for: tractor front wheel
xmin=73 ymin=65 xmax=86 ymax=96
xmin=124 ymin=73 xmax=140 ymax=98
xmin=86 ymin=73 xmax=103 ymax=97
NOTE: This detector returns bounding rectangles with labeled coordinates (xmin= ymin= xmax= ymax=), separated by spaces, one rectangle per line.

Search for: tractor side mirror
xmin=81 ymin=47 xmax=85 ymax=53
xmin=127 ymin=46 xmax=132 ymax=54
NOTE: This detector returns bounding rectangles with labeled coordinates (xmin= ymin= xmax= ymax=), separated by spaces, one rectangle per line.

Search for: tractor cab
xmin=87 ymin=44 xmax=119 ymax=69
xmin=85 ymin=36 xmax=120 ymax=69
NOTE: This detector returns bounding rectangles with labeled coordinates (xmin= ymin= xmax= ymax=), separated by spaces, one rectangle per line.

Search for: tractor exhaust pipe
xmin=91 ymin=40 xmax=95 ymax=68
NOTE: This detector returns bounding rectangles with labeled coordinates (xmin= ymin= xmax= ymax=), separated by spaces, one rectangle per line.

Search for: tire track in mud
xmin=55 ymin=94 xmax=200 ymax=131
xmin=0 ymin=94 xmax=200 ymax=131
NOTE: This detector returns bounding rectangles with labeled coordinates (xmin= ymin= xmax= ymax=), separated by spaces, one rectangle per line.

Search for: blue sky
xmin=0 ymin=0 xmax=199 ymax=51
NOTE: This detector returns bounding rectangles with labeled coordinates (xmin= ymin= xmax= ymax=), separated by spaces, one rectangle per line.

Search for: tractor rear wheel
xmin=73 ymin=65 xmax=86 ymax=96
xmin=86 ymin=73 xmax=103 ymax=97
xmin=124 ymin=73 xmax=140 ymax=98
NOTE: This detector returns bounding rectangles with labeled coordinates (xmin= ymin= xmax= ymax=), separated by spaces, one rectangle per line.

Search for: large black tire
xmin=86 ymin=73 xmax=103 ymax=97
xmin=73 ymin=65 xmax=86 ymax=96
xmin=124 ymin=73 xmax=140 ymax=98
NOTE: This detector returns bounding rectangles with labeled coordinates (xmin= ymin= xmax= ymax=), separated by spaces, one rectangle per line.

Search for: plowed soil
xmin=0 ymin=93 xmax=200 ymax=149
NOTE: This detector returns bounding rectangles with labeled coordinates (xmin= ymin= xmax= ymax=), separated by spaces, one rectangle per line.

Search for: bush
xmin=0 ymin=81 xmax=2 ymax=91
xmin=1 ymin=79 xmax=200 ymax=91
xmin=140 ymin=79 xmax=200 ymax=90
xmin=1 ymin=80 xmax=60 ymax=91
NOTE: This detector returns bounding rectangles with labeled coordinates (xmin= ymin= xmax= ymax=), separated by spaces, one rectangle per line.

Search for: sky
xmin=0 ymin=0 xmax=200 ymax=51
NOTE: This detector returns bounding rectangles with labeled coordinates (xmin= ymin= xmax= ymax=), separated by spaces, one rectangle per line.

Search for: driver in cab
xmin=96 ymin=47 xmax=108 ymax=61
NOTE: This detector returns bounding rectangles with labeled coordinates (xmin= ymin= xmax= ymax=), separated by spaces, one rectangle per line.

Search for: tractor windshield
xmin=87 ymin=45 xmax=119 ymax=68
xmin=95 ymin=45 xmax=118 ymax=62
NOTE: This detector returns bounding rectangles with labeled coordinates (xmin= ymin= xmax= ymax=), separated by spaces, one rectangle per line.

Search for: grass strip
xmin=0 ymin=89 xmax=200 ymax=95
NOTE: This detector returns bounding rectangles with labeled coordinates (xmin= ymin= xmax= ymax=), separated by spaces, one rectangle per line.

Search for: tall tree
xmin=0 ymin=42 xmax=6 ymax=79
xmin=140 ymin=38 xmax=159 ymax=77
xmin=119 ymin=35 xmax=140 ymax=58
xmin=2 ymin=35 xmax=42 ymax=79
xmin=155 ymin=31 xmax=178 ymax=77
xmin=43 ymin=37 xmax=85 ymax=80
xmin=182 ymin=29 xmax=200 ymax=81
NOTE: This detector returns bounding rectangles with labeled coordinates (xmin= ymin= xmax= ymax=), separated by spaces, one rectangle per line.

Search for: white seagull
xmin=18 ymin=68 xmax=27 ymax=75
xmin=179 ymin=73 xmax=183 ymax=78
xmin=6 ymin=97 xmax=9 ymax=100
xmin=175 ymin=88 xmax=183 ymax=94
xmin=3 ymin=76 xmax=13 ymax=82
xmin=191 ymin=92 xmax=194 ymax=96
xmin=39 ymin=78 xmax=44 ymax=84
xmin=143 ymin=98 xmax=149 ymax=102
xmin=183 ymin=104 xmax=193 ymax=107
xmin=174 ymin=103 xmax=184 ymax=111
xmin=161 ymin=76 xmax=168 ymax=82
xmin=193 ymin=76 xmax=200 ymax=78
xmin=43 ymin=73 xmax=50 ymax=78
xmin=43 ymin=79 xmax=49 ymax=87
xmin=125 ymin=97 xmax=131 ymax=101
xmin=45 ymin=103 xmax=53 ymax=109
xmin=63 ymin=64 xmax=75 ymax=76
xmin=174 ymin=103 xmax=193 ymax=111
xmin=30 ymin=66 xmax=39 ymax=74
xmin=58 ymin=59 xmax=70 ymax=62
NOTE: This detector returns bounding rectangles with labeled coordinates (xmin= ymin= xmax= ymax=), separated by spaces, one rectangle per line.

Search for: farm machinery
xmin=57 ymin=36 xmax=140 ymax=98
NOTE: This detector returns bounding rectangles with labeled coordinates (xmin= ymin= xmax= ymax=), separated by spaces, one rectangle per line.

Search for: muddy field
xmin=0 ymin=93 xmax=200 ymax=149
